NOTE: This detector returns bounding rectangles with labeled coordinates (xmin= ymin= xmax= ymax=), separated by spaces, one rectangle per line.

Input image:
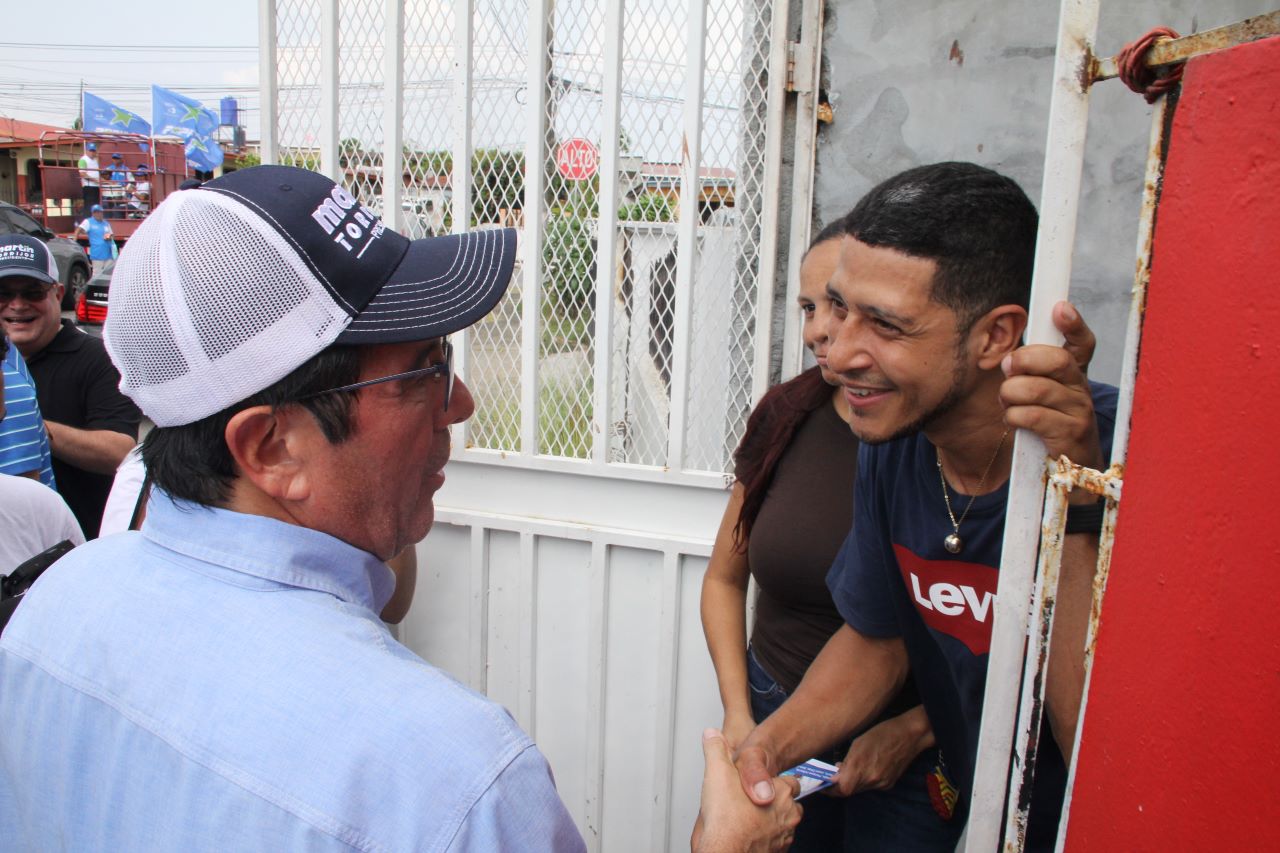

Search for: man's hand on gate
xmin=1054 ymin=300 xmax=1097 ymax=374
xmin=1000 ymin=301 xmax=1104 ymax=477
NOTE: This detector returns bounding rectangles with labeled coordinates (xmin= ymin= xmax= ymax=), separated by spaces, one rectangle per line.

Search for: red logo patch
xmin=893 ymin=545 xmax=999 ymax=655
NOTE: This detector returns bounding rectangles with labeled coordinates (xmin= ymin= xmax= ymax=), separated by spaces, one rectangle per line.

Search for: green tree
xmin=542 ymin=214 xmax=594 ymax=313
xmin=618 ymin=193 xmax=673 ymax=222
xmin=278 ymin=149 xmax=320 ymax=171
xmin=339 ymin=137 xmax=369 ymax=168
xmin=400 ymin=147 xmax=523 ymax=231
xmin=403 ymin=146 xmax=451 ymax=178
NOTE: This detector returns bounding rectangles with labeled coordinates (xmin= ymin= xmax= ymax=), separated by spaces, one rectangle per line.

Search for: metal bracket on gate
xmin=785 ymin=40 xmax=816 ymax=94
xmin=1089 ymin=10 xmax=1280 ymax=84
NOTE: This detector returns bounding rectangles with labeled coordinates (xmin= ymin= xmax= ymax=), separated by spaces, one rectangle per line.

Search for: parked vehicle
xmin=0 ymin=201 xmax=91 ymax=309
xmin=74 ymin=259 xmax=112 ymax=326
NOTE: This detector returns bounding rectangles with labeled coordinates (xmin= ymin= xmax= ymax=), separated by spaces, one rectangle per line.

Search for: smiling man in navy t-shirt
xmin=736 ymin=163 xmax=1115 ymax=851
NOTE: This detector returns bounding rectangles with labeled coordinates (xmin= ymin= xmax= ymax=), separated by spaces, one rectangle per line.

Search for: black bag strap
xmin=128 ymin=469 xmax=153 ymax=532
xmin=0 ymin=596 xmax=20 ymax=636
xmin=0 ymin=539 xmax=76 ymax=635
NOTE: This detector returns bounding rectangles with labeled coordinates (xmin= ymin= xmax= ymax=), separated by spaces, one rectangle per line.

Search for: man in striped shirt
xmin=0 ymin=333 xmax=55 ymax=489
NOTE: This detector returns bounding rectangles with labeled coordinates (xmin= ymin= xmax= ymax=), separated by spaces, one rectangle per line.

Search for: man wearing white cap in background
xmin=0 ymin=166 xmax=801 ymax=851
xmin=131 ymin=162 xmax=152 ymax=215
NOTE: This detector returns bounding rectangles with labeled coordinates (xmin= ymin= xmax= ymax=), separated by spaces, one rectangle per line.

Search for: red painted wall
xmin=1065 ymin=36 xmax=1280 ymax=850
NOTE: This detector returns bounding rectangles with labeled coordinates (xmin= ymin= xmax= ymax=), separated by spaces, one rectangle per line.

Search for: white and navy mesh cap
xmin=0 ymin=234 xmax=59 ymax=285
xmin=104 ymin=165 xmax=516 ymax=426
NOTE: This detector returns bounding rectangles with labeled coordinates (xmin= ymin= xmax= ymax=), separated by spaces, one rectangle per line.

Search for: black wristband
xmin=1065 ymin=500 xmax=1106 ymax=535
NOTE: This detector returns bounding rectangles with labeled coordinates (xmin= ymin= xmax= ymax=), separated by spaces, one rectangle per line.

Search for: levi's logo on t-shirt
xmin=893 ymin=545 xmax=998 ymax=656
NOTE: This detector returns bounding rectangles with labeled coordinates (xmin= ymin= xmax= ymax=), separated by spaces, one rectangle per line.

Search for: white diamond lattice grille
xmin=275 ymin=0 xmax=322 ymax=169
xmin=531 ymin=5 xmax=603 ymax=459
xmin=337 ymin=0 xmax=385 ymax=208
xmin=461 ymin=5 xmax=529 ymax=453
xmin=684 ymin=0 xmax=773 ymax=473
xmin=267 ymin=0 xmax=780 ymax=476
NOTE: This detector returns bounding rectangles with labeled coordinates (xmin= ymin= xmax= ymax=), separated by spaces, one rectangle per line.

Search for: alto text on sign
xmin=556 ymin=139 xmax=599 ymax=181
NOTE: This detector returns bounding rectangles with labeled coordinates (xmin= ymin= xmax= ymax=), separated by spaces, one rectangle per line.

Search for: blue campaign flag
xmin=151 ymin=85 xmax=224 ymax=171
xmin=151 ymin=84 xmax=214 ymax=138
xmin=182 ymin=133 xmax=224 ymax=172
xmin=82 ymin=92 xmax=151 ymax=136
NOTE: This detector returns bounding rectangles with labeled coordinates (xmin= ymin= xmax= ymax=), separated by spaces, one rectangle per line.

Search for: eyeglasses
xmin=298 ymin=338 xmax=454 ymax=410
xmin=0 ymin=284 xmax=54 ymax=305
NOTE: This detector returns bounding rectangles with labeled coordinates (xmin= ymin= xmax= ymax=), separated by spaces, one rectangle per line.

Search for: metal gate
xmin=963 ymin=8 xmax=1280 ymax=852
xmin=258 ymin=1 xmax=818 ymax=848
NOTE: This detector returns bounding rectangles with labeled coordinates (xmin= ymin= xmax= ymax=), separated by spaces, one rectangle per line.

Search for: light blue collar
xmin=142 ymin=490 xmax=395 ymax=614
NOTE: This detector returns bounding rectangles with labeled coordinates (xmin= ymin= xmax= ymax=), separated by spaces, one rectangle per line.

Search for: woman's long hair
xmin=731 ymin=365 xmax=833 ymax=547
xmin=731 ymin=218 xmax=848 ymax=548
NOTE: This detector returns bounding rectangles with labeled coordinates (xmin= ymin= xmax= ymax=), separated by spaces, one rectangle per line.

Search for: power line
xmin=11 ymin=58 xmax=259 ymax=65
xmin=0 ymin=62 xmax=225 ymax=87
xmin=0 ymin=41 xmax=256 ymax=51
xmin=0 ymin=78 xmax=262 ymax=94
xmin=0 ymin=84 xmax=261 ymax=94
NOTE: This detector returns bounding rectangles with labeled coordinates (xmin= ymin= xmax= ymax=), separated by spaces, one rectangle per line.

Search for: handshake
xmin=691 ymin=729 xmax=803 ymax=852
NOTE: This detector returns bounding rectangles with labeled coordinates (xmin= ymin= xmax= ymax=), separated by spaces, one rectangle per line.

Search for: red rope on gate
xmin=1117 ymin=26 xmax=1184 ymax=103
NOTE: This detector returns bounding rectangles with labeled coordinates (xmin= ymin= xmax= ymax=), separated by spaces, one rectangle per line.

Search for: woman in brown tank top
xmin=699 ymin=224 xmax=955 ymax=851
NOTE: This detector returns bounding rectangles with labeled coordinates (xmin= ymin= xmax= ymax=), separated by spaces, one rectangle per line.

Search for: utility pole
xmin=78 ymin=79 xmax=84 ymax=130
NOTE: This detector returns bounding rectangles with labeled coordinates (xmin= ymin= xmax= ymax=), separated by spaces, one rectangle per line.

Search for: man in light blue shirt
xmin=1 ymin=167 xmax=586 ymax=851
xmin=74 ymin=204 xmax=114 ymax=274
xmin=0 ymin=166 xmax=803 ymax=852
xmin=104 ymin=153 xmax=133 ymax=218
xmin=107 ymin=152 xmax=133 ymax=184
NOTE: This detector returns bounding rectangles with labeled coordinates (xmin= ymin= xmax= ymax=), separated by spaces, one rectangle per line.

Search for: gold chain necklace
xmin=935 ymin=428 xmax=1011 ymax=555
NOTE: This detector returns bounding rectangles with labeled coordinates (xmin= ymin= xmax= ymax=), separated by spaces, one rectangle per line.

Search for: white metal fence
xmin=260 ymin=1 xmax=808 ymax=848
xmin=262 ymin=0 xmax=792 ymax=476
xmin=965 ymin=9 xmax=1280 ymax=852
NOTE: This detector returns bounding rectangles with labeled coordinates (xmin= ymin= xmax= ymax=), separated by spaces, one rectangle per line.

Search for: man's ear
xmin=971 ymin=304 xmax=1028 ymax=370
xmin=224 ymin=405 xmax=311 ymax=502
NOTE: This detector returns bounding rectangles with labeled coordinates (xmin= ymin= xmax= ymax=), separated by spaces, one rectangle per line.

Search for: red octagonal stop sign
xmin=556 ymin=138 xmax=599 ymax=181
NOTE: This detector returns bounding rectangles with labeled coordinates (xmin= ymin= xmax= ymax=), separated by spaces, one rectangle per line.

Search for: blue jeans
xmin=747 ymin=647 xmax=963 ymax=853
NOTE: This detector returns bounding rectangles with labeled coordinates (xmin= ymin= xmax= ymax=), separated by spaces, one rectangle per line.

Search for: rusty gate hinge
xmin=785 ymin=40 xmax=815 ymax=94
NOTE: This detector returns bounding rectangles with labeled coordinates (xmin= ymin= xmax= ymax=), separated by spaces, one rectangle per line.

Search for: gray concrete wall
xmin=812 ymin=1 xmax=1271 ymax=384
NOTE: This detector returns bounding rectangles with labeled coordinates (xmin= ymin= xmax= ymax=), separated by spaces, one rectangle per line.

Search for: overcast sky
xmin=3 ymin=0 xmax=261 ymax=136
xmin=3 ymin=0 xmax=755 ymax=167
